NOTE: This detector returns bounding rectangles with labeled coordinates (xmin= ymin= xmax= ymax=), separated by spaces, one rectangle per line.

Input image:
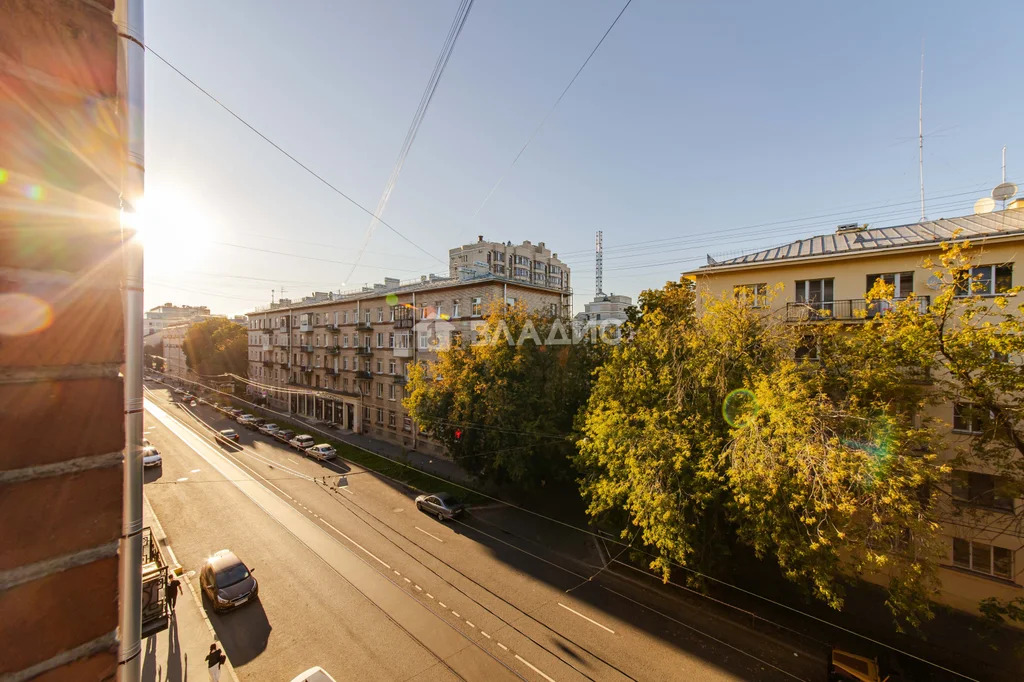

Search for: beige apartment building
xmin=245 ymin=270 xmax=571 ymax=457
xmin=161 ymin=323 xmax=190 ymax=381
xmin=684 ymin=209 xmax=1024 ymax=619
xmin=449 ymin=236 xmax=570 ymax=290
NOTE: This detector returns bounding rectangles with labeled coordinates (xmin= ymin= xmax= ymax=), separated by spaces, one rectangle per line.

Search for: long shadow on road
xmin=205 ymin=597 xmax=272 ymax=667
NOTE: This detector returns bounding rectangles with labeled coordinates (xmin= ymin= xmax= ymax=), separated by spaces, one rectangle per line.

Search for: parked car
xmin=199 ymin=550 xmax=258 ymax=612
xmin=289 ymin=434 xmax=316 ymax=451
xmin=274 ymin=429 xmax=295 ymax=444
xmin=290 ymin=667 xmax=338 ymax=682
xmin=259 ymin=423 xmax=280 ymax=436
xmin=305 ymin=444 xmax=336 ymax=461
xmin=219 ymin=428 xmax=239 ymax=441
xmin=236 ymin=414 xmax=254 ymax=425
xmin=415 ymin=493 xmax=465 ymax=521
xmin=142 ymin=446 xmax=162 ymax=468
xmin=229 ymin=408 xmax=243 ymax=417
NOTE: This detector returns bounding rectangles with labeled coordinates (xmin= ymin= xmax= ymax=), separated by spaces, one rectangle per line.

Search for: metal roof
xmin=700 ymin=210 xmax=1024 ymax=270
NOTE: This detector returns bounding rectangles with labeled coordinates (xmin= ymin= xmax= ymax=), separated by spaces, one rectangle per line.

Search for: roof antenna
xmin=595 ymin=230 xmax=604 ymax=296
xmin=919 ymin=40 xmax=926 ymax=222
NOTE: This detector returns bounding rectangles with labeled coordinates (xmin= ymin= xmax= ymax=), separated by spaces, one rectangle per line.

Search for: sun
xmin=131 ymin=186 xmax=215 ymax=272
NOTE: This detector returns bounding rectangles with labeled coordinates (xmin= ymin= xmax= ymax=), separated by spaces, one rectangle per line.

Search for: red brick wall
xmin=0 ymin=1 xmax=123 ymax=679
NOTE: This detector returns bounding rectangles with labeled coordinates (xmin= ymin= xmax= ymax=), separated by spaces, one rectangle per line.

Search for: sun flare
xmin=132 ymin=186 xmax=215 ymax=272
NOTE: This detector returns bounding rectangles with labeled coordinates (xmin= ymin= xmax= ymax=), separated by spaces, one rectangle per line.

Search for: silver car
xmin=415 ymin=493 xmax=465 ymax=521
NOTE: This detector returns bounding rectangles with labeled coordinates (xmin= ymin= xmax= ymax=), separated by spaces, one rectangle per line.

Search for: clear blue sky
xmin=143 ymin=0 xmax=1024 ymax=316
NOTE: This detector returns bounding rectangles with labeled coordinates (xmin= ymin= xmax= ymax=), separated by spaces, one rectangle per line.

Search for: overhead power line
xmin=145 ymin=46 xmax=446 ymax=265
xmin=344 ymin=0 xmax=476 ymax=283
xmin=471 ymin=0 xmax=634 ymax=219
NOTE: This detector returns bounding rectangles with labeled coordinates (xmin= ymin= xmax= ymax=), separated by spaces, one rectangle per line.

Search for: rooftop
xmin=694 ymin=209 xmax=1024 ymax=272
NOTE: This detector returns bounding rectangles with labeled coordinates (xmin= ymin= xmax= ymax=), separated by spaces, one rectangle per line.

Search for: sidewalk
xmin=142 ymin=495 xmax=239 ymax=682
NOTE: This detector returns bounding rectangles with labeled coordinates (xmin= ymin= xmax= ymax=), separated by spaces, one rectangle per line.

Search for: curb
xmin=144 ymin=495 xmax=241 ymax=682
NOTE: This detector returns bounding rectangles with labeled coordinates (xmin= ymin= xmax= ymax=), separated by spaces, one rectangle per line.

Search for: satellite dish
xmin=993 ymin=182 xmax=1018 ymax=202
xmin=974 ymin=197 xmax=997 ymax=214
xmin=925 ymin=274 xmax=942 ymax=290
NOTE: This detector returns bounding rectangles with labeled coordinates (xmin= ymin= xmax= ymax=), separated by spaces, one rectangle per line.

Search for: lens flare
xmin=385 ymin=293 xmax=398 ymax=306
xmin=723 ymin=388 xmax=758 ymax=428
xmin=0 ymin=168 xmax=9 ymax=184
xmin=25 ymin=184 xmax=44 ymax=201
xmin=0 ymin=293 xmax=54 ymax=336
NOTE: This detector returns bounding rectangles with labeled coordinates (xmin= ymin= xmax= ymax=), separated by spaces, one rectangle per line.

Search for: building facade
xmin=575 ymin=293 xmax=632 ymax=327
xmin=684 ymin=209 xmax=1024 ymax=619
xmin=449 ymin=237 xmax=570 ymax=291
xmin=144 ymin=302 xmax=210 ymax=337
xmin=246 ymin=271 xmax=571 ymax=456
xmin=161 ymin=323 xmax=190 ymax=381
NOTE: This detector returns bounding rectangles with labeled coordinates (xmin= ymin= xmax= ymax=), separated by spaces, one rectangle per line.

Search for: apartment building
xmin=162 ymin=323 xmax=190 ymax=381
xmin=449 ymin=236 xmax=570 ymax=291
xmin=684 ymin=209 xmax=1024 ymax=619
xmin=246 ymin=270 xmax=571 ymax=457
xmin=144 ymin=302 xmax=211 ymax=337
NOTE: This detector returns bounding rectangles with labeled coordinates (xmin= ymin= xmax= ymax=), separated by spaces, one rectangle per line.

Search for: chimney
xmin=836 ymin=223 xmax=865 ymax=234
xmin=478 ymin=235 xmax=483 ymax=242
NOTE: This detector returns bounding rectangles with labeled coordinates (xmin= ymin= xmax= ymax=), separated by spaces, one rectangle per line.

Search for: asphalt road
xmin=142 ymin=383 xmax=823 ymax=681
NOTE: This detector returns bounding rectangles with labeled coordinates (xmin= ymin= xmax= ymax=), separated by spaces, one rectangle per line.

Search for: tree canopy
xmin=183 ymin=318 xmax=248 ymax=378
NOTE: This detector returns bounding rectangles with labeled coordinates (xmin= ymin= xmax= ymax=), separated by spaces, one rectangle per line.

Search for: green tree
xmin=144 ymin=338 xmax=164 ymax=372
xmin=183 ymin=318 xmax=248 ymax=378
xmin=576 ymin=278 xmax=946 ymax=627
xmin=405 ymin=302 xmax=607 ymax=488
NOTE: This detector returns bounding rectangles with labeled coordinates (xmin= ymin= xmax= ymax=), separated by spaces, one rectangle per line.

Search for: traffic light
xmin=454 ymin=428 xmax=462 ymax=441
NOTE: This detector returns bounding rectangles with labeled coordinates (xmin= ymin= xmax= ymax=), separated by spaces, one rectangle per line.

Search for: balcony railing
xmin=325 ymin=345 xmax=340 ymax=354
xmin=355 ymin=321 xmax=373 ymax=331
xmin=299 ymin=323 xmax=313 ymax=332
xmin=356 ymin=347 xmax=373 ymax=356
xmin=325 ymin=368 xmax=340 ymax=376
xmin=324 ymin=323 xmax=339 ymax=331
xmin=299 ymin=365 xmax=312 ymax=373
xmin=393 ymin=374 xmax=408 ymax=385
xmin=395 ymin=317 xmax=414 ymax=329
xmin=300 ymin=344 xmax=314 ymax=352
xmin=355 ymin=370 xmax=372 ymax=380
xmin=278 ymin=361 xmax=289 ymax=368
xmin=261 ymin=359 xmax=274 ymax=367
xmin=786 ymin=296 xmax=930 ymax=323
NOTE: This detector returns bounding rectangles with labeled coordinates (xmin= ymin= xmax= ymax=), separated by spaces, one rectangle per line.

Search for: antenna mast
xmin=1003 ymin=145 xmax=1007 ymax=183
xmin=919 ymin=43 xmax=926 ymax=221
xmin=595 ymin=230 xmax=604 ymax=296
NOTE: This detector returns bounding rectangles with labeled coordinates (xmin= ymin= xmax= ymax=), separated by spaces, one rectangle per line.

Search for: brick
xmin=0 ymin=465 xmax=121 ymax=571
xmin=0 ymin=555 xmax=118 ymax=675
xmin=0 ymin=261 xmax=124 ymax=368
xmin=0 ymin=377 xmax=123 ymax=470
xmin=33 ymin=649 xmax=118 ymax=682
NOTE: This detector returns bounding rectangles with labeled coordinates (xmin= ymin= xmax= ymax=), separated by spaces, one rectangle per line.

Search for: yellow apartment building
xmin=684 ymin=208 xmax=1024 ymax=619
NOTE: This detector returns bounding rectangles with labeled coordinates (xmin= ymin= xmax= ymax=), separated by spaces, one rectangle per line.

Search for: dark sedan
xmin=199 ymin=550 xmax=258 ymax=612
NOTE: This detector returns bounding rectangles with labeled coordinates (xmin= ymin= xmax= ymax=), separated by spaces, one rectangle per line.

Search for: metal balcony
xmin=325 ymin=367 xmax=340 ymax=376
xmin=261 ymin=359 xmax=274 ymax=367
xmin=299 ymin=365 xmax=312 ymax=373
xmin=355 ymin=347 xmax=373 ymax=356
xmin=393 ymin=374 xmax=408 ymax=385
xmin=355 ymin=370 xmax=372 ymax=380
xmin=325 ymin=345 xmax=341 ymax=354
xmin=299 ymin=323 xmax=313 ymax=332
xmin=355 ymin=321 xmax=373 ymax=331
xmin=324 ymin=323 xmax=339 ymax=331
xmin=785 ymin=296 xmax=929 ymax=323
xmin=395 ymin=318 xmax=414 ymax=329
xmin=300 ymin=344 xmax=314 ymax=352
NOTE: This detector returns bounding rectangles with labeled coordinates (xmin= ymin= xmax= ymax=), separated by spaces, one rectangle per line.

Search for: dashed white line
xmin=403 ymin=577 xmax=411 ymax=584
xmin=414 ymin=585 xmax=422 ymax=591
xmin=465 ymin=620 xmax=475 ymax=628
xmin=439 ymin=602 xmax=447 ymax=609
xmin=393 ymin=570 xmax=401 ymax=576
xmin=426 ymin=593 xmax=434 ymax=599
xmin=497 ymin=643 xmax=508 ymax=651
xmin=451 ymin=611 xmax=461 ymax=618
xmin=515 ymin=654 xmax=556 ymax=682
xmin=176 ymin=477 xmax=189 ymax=482
xmin=480 ymin=631 xmax=491 ymax=639
xmin=339 ymin=486 xmax=354 ymax=495
xmin=557 ymin=602 xmax=615 ymax=634
xmin=316 ymin=517 xmax=391 ymax=569
xmin=415 ymin=526 xmax=444 ymax=543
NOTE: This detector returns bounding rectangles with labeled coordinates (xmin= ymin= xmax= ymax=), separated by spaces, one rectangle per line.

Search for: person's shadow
xmin=166 ymin=613 xmax=183 ymax=681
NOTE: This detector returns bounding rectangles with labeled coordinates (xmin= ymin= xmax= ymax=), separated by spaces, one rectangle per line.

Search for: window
xmin=388 ymin=332 xmax=394 ymax=348
xmin=376 ymin=408 xmax=384 ymax=424
xmin=376 ymin=359 xmax=382 ymax=373
xmin=795 ymin=279 xmax=834 ymax=310
xmin=953 ymin=403 xmax=989 ymax=434
xmin=795 ymin=335 xmax=819 ymax=361
xmin=343 ymin=311 xmax=349 ymax=324
xmin=388 ymin=411 xmax=396 ymax=427
xmin=420 ymin=303 xmax=428 ymax=320
xmin=376 ymin=332 xmax=383 ymax=347
xmin=389 ymin=307 xmax=395 ymax=322
xmin=472 ymin=297 xmax=482 ymax=316
xmin=377 ymin=307 xmax=383 ymax=322
xmin=505 ymin=296 xmax=517 ymax=309
xmin=734 ymin=283 xmax=768 ymax=308
xmin=377 ymin=382 xmax=383 ymax=398
xmin=342 ymin=357 xmax=348 ymax=370
xmin=453 ymin=301 xmax=460 ymax=318
xmin=867 ymin=272 xmax=914 ymax=298
xmin=953 ymin=538 xmax=1013 ymax=579
xmin=419 ymin=334 xmax=429 ymax=349
xmin=389 ymin=359 xmax=396 ymax=374
xmin=343 ymin=334 xmax=349 ymax=347
xmin=956 ymin=264 xmax=1013 ymax=296
xmin=952 ymin=471 xmax=1014 ymax=511
xmin=403 ymin=416 xmax=413 ymax=432
xmin=363 ymin=406 xmax=370 ymax=420
xmin=388 ymin=384 xmax=396 ymax=401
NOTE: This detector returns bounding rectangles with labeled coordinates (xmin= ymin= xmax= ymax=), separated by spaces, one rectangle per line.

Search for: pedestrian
xmin=206 ymin=643 xmax=224 ymax=682
xmin=165 ymin=576 xmax=182 ymax=614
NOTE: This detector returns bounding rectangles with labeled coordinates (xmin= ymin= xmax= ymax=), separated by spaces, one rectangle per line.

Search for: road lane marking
xmin=340 ymin=486 xmax=354 ymax=495
xmin=403 ymin=577 xmax=411 ymax=584
xmin=176 ymin=477 xmax=188 ymax=482
xmin=426 ymin=593 xmax=434 ymax=599
xmin=315 ymin=517 xmax=391 ymax=570
xmin=394 ymin=570 xmax=401 ymax=576
xmin=451 ymin=611 xmax=460 ymax=618
xmin=190 ymin=469 xmax=201 ymax=473
xmin=497 ymin=643 xmax=508 ymax=651
xmin=514 ymin=654 xmax=556 ymax=682
xmin=414 ymin=585 xmax=422 ymax=591
xmin=465 ymin=620 xmax=475 ymax=628
xmin=557 ymin=602 xmax=615 ymax=634
xmin=480 ymin=631 xmax=491 ymax=639
xmin=439 ymin=602 xmax=447 ymax=608
xmin=415 ymin=526 xmax=444 ymax=543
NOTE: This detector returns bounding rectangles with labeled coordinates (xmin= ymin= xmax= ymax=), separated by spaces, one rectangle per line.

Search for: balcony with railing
xmin=325 ymin=367 xmax=340 ymax=376
xmin=356 ymin=320 xmax=373 ymax=331
xmin=299 ymin=322 xmax=313 ymax=332
xmin=324 ymin=322 xmax=339 ymax=332
xmin=356 ymin=346 xmax=373 ymax=356
xmin=325 ymin=345 xmax=341 ymax=354
xmin=299 ymin=365 xmax=312 ymax=374
xmin=393 ymin=374 xmax=408 ymax=385
xmin=785 ymin=296 xmax=930 ymax=323
xmin=300 ymin=344 xmax=314 ymax=352
xmin=278 ymin=360 xmax=289 ymax=368
xmin=261 ymin=359 xmax=274 ymax=367
xmin=395 ymin=317 xmax=414 ymax=329
xmin=393 ymin=345 xmax=413 ymax=358
xmin=355 ymin=370 xmax=372 ymax=380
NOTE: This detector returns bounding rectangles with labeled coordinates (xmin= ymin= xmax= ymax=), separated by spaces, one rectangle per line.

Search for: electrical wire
xmin=344 ymin=0 xmax=476 ymax=283
xmin=145 ymin=46 xmax=446 ymax=266
xmin=471 ymin=0 xmax=634 ymax=219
